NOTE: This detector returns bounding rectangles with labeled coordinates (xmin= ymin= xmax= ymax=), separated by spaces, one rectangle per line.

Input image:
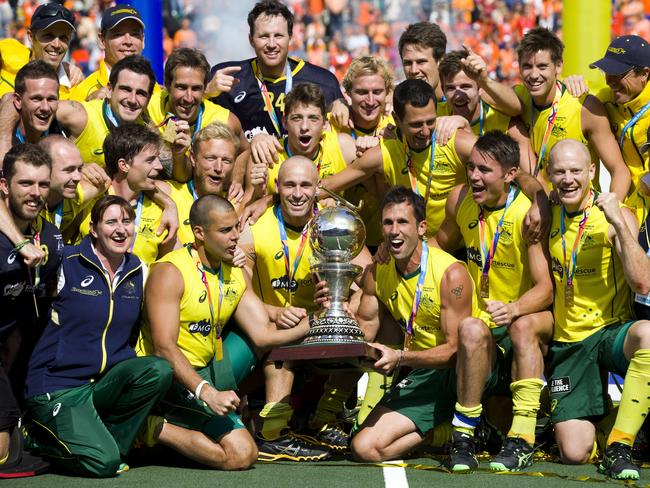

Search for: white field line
xmin=382 ymin=460 xmax=409 ymax=488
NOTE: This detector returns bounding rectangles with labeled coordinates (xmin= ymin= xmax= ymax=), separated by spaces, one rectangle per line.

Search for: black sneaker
xmin=315 ymin=423 xmax=350 ymax=451
xmin=257 ymin=432 xmax=331 ymax=462
xmin=599 ymin=442 xmax=639 ymax=480
xmin=446 ymin=431 xmax=478 ymax=472
xmin=489 ymin=437 xmax=534 ymax=471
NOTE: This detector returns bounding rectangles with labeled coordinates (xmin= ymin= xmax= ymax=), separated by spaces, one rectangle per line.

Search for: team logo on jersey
xmin=199 ymin=290 xmax=207 ymax=303
xmin=550 ymin=377 xmax=571 ymax=394
xmin=81 ymin=275 xmax=94 ymax=287
xmin=390 ymin=291 xmax=398 ymax=301
xmin=189 ymin=319 xmax=212 ymax=336
xmin=274 ymin=250 xmax=284 ymax=260
xmin=93 ymin=148 xmax=104 ymax=156
xmin=7 ymin=251 xmax=16 ymax=264
xmin=53 ymin=402 xmax=62 ymax=417
xmin=224 ymin=287 xmax=240 ymax=302
xmin=122 ymin=280 xmax=137 ymax=296
xmin=551 ymin=256 xmax=564 ymax=279
xmin=580 ymin=233 xmax=599 ymax=250
xmin=401 ymin=166 xmax=409 ymax=175
xmin=550 ymin=228 xmax=560 ymax=238
xmin=551 ymin=124 xmax=566 ymax=139
xmin=468 ymin=219 xmax=478 ymax=229
xmin=466 ymin=246 xmax=482 ymax=267
xmin=234 ymin=91 xmax=247 ymax=103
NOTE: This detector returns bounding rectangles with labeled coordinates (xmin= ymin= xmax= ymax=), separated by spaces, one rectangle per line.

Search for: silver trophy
xmin=302 ymin=189 xmax=366 ymax=345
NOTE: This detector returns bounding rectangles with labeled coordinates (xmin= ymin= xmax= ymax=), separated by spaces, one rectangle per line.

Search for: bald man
xmin=546 ymin=139 xmax=650 ymax=480
xmin=136 ymin=194 xmax=311 ymax=470
xmin=239 ymin=156 xmax=372 ymax=459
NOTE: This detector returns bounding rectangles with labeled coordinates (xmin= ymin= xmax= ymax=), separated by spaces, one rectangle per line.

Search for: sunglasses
xmin=35 ymin=3 xmax=74 ymax=24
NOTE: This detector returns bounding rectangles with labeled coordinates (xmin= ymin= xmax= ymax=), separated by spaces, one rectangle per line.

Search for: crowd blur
xmin=2 ymin=0 xmax=650 ymax=85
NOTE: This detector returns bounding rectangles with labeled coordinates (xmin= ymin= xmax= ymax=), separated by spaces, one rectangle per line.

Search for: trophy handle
xmin=318 ymin=186 xmax=363 ymax=212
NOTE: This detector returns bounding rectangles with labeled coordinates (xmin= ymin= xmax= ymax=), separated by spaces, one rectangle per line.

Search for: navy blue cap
xmin=590 ymin=35 xmax=650 ymax=75
xmin=30 ymin=3 xmax=75 ymax=32
xmin=101 ymin=4 xmax=144 ymax=32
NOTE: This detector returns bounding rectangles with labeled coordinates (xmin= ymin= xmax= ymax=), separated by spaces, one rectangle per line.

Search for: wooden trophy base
xmin=268 ymin=342 xmax=380 ymax=373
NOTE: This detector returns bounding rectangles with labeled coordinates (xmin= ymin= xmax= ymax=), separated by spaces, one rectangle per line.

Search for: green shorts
xmin=157 ymin=327 xmax=258 ymax=441
xmin=378 ymin=326 xmax=512 ymax=435
xmin=548 ymin=321 xmax=634 ymax=423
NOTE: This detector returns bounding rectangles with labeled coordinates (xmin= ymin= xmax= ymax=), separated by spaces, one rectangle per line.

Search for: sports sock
xmin=607 ymin=349 xmax=650 ymax=447
xmin=508 ymin=378 xmax=544 ymax=445
xmin=452 ymin=402 xmax=482 ymax=437
xmin=308 ymin=380 xmax=354 ymax=430
xmin=431 ymin=420 xmax=453 ymax=447
xmin=259 ymin=402 xmax=294 ymax=441
xmin=0 ymin=451 xmax=7 ymax=466
xmin=356 ymin=370 xmax=393 ymax=426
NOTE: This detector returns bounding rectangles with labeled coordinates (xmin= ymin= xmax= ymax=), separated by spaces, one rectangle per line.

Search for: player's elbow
xmin=632 ymin=278 xmax=650 ymax=296
xmin=538 ymin=282 xmax=554 ymax=309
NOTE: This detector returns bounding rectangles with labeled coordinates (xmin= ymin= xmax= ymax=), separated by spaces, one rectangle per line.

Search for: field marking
xmin=382 ymin=460 xmax=409 ymax=488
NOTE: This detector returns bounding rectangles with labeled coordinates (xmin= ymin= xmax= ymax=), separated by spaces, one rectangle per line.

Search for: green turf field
xmin=4 ymin=457 xmax=650 ymax=487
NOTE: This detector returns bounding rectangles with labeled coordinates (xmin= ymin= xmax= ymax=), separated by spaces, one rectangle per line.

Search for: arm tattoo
xmin=451 ymin=284 xmax=463 ymax=299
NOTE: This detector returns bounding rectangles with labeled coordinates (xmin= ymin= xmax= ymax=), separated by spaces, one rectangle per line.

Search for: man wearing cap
xmin=0 ymin=2 xmax=83 ymax=100
xmin=592 ymin=35 xmax=650 ymax=198
xmin=70 ymin=4 xmax=157 ymax=102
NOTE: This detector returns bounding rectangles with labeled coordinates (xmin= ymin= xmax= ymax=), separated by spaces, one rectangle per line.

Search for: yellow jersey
xmin=469 ymin=101 xmax=511 ymax=136
xmin=549 ymin=197 xmax=634 ymax=342
xmin=596 ymin=81 xmax=650 ymax=196
xmin=455 ymin=186 xmax=533 ymax=328
xmin=77 ymin=189 xmax=167 ymax=265
xmin=380 ymin=130 xmax=466 ymax=235
xmin=266 ymin=129 xmax=349 ymax=194
xmin=375 ymin=244 xmax=474 ymax=351
xmin=40 ymin=186 xmax=88 ymax=244
xmin=137 ymin=245 xmax=246 ymax=368
xmin=250 ymin=205 xmax=317 ymax=312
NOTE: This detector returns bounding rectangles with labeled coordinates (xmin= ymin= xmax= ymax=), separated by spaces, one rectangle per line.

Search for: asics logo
xmin=53 ymin=403 xmax=61 ymax=417
xmin=81 ymin=275 xmax=94 ymax=287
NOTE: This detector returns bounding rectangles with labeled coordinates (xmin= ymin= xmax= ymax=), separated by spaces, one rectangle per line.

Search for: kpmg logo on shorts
xmin=189 ymin=319 xmax=212 ymax=337
xmin=550 ymin=377 xmax=571 ymax=394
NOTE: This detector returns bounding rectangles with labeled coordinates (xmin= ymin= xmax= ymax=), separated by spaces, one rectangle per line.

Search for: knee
xmin=556 ymin=436 xmax=593 ymax=465
xmin=351 ymin=432 xmax=383 ymax=462
xmin=509 ymin=317 xmax=536 ymax=348
xmin=220 ymin=439 xmax=258 ymax=470
xmin=627 ymin=320 xmax=650 ymax=350
xmin=458 ymin=318 xmax=490 ymax=350
xmin=81 ymin=448 xmax=122 ymax=477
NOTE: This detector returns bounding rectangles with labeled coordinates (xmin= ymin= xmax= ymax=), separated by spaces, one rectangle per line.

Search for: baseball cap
xmin=101 ymin=5 xmax=144 ymax=32
xmin=590 ymin=35 xmax=650 ymax=75
xmin=30 ymin=3 xmax=75 ymax=32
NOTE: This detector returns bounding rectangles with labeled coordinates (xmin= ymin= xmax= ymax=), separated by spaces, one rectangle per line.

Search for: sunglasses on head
xmin=36 ymin=3 xmax=74 ymax=23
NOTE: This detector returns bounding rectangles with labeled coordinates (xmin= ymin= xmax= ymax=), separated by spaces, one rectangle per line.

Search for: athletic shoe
xmin=446 ymin=431 xmax=478 ymax=472
xmin=489 ymin=437 xmax=534 ymax=471
xmin=116 ymin=463 xmax=129 ymax=475
xmin=257 ymin=432 xmax=331 ymax=462
xmin=598 ymin=442 xmax=639 ymax=480
xmin=315 ymin=423 xmax=350 ymax=451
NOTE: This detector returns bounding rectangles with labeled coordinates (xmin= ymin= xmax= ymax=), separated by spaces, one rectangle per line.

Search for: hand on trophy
xmin=313 ymin=278 xmax=352 ymax=315
xmin=274 ymin=306 xmax=308 ymax=329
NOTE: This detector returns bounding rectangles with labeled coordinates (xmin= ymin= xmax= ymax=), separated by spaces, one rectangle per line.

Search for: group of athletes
xmin=0 ymin=0 xmax=649 ymax=481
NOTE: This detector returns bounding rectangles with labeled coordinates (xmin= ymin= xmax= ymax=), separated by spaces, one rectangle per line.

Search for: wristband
xmin=13 ymin=238 xmax=32 ymax=253
xmin=194 ymin=380 xmax=209 ymax=400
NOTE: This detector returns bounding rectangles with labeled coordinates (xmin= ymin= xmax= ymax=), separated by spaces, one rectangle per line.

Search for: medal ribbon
xmin=471 ymin=101 xmax=485 ymax=136
xmin=285 ymin=137 xmax=322 ymax=175
xmin=191 ymin=245 xmax=223 ymax=346
xmin=155 ymin=111 xmax=177 ymax=128
xmin=15 ymin=126 xmax=25 ymax=144
xmin=53 ymin=201 xmax=63 ymax=229
xmin=560 ymin=190 xmax=594 ymax=287
xmin=191 ymin=103 xmax=204 ymax=141
xmin=102 ymin=99 xmax=120 ymax=129
xmin=255 ymin=60 xmax=293 ymax=137
xmin=406 ymin=130 xmax=437 ymax=205
xmin=406 ymin=241 xmax=429 ymax=339
xmin=478 ymin=186 xmax=517 ymax=279
xmin=274 ymin=205 xmax=310 ymax=304
xmin=618 ymin=99 xmax=650 ymax=148
xmin=188 ymin=179 xmax=199 ymax=201
xmin=531 ymin=81 xmax=563 ymax=176
xmin=129 ymin=193 xmax=144 ymax=252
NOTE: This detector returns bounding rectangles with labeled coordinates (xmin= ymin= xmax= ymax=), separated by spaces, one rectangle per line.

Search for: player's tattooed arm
xmin=451 ymin=284 xmax=463 ymax=299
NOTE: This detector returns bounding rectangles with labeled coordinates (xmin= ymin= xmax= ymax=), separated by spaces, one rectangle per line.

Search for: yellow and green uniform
xmin=40 ymin=185 xmax=88 ymax=244
xmin=76 ymin=188 xmax=167 ymax=265
xmin=266 ymin=129 xmax=348 ymax=194
xmin=380 ymin=130 xmax=466 ymax=235
xmin=146 ymin=90 xmax=230 ymax=143
xmin=250 ymin=205 xmax=317 ymax=313
xmin=0 ymin=39 xmax=73 ymax=99
xmin=549 ymin=198 xmax=634 ymax=343
xmin=455 ymin=186 xmax=532 ymax=328
xmin=328 ymin=113 xmax=395 ymax=246
xmin=515 ymin=83 xmax=599 ymax=184
xmin=469 ymin=101 xmax=511 ymax=136
xmin=596 ymin=82 xmax=650 ymax=196
xmin=137 ymin=245 xmax=246 ymax=368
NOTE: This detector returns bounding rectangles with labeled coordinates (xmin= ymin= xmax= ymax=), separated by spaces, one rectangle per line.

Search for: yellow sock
xmin=259 ymin=402 xmax=293 ymax=440
xmin=309 ymin=380 xmax=354 ymax=430
xmin=608 ymin=349 xmax=650 ymax=447
xmin=431 ymin=420 xmax=454 ymax=447
xmin=0 ymin=450 xmax=8 ymax=465
xmin=508 ymin=378 xmax=544 ymax=445
xmin=452 ymin=402 xmax=483 ymax=437
xmin=588 ymin=439 xmax=599 ymax=463
xmin=357 ymin=363 xmax=395 ymax=426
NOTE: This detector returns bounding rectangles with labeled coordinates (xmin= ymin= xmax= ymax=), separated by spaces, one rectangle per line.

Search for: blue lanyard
xmin=188 ymin=179 xmax=199 ymax=201
xmin=103 ymin=99 xmax=120 ymax=128
xmin=478 ymin=185 xmax=517 ymax=277
xmin=15 ymin=126 xmax=25 ymax=143
xmin=285 ymin=62 xmax=293 ymax=93
xmin=53 ymin=201 xmax=64 ymax=229
xmin=129 ymin=193 xmax=144 ymax=252
xmin=619 ymin=99 xmax=650 ymax=148
xmin=191 ymin=103 xmax=204 ymax=141
xmin=406 ymin=241 xmax=429 ymax=338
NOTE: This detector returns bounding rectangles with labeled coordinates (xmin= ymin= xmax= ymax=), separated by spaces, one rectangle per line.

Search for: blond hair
xmin=342 ymin=56 xmax=394 ymax=94
xmin=191 ymin=121 xmax=240 ymax=155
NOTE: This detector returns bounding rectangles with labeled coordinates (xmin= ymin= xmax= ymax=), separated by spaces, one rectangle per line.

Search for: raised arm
xmin=320 ymin=144 xmax=384 ymax=193
xmin=55 ymin=100 xmax=88 ymax=138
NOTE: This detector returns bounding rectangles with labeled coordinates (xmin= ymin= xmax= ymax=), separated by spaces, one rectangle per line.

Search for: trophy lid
xmin=309 ymin=206 xmax=366 ymax=261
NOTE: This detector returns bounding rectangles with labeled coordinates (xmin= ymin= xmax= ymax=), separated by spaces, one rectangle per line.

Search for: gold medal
xmin=162 ymin=119 xmax=178 ymax=144
xmin=565 ymin=284 xmax=574 ymax=308
xmin=403 ymin=333 xmax=413 ymax=352
xmin=480 ymin=274 xmax=490 ymax=298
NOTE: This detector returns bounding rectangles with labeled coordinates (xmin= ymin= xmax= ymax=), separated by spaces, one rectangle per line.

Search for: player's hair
xmin=517 ymin=27 xmax=564 ymax=65
xmin=398 ymin=22 xmax=447 ymax=61
xmin=248 ymin=0 xmax=294 ymax=37
xmin=14 ymin=60 xmax=59 ymax=96
xmin=284 ymin=83 xmax=326 ymax=118
xmin=103 ymin=124 xmax=160 ymax=178
xmin=164 ymin=48 xmax=211 ymax=90
xmin=38 ymin=134 xmax=78 ymax=161
xmin=90 ymin=195 xmax=135 ymax=231
xmin=191 ymin=121 xmax=241 ymax=155
xmin=190 ymin=194 xmax=235 ymax=229
xmin=438 ymin=49 xmax=471 ymax=87
xmin=473 ymin=131 xmax=520 ymax=171
xmin=2 ymin=143 xmax=52 ymax=183
xmin=342 ymin=56 xmax=394 ymax=94
xmin=381 ymin=186 xmax=426 ymax=224
xmin=109 ymin=55 xmax=156 ymax=96
xmin=392 ymin=79 xmax=435 ymax=120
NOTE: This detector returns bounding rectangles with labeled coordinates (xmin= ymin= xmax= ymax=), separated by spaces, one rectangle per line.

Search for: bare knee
xmin=459 ymin=317 xmax=490 ymax=350
xmin=557 ymin=441 xmax=592 ymax=465
xmin=555 ymin=421 xmax=594 ymax=465
xmin=219 ymin=438 xmax=258 ymax=470
xmin=625 ymin=320 xmax=650 ymax=353
xmin=351 ymin=429 xmax=383 ymax=462
xmin=509 ymin=316 xmax=537 ymax=349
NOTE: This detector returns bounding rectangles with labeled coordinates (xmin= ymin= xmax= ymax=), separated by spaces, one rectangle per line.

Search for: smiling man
xmin=211 ymin=0 xmax=342 ymax=141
